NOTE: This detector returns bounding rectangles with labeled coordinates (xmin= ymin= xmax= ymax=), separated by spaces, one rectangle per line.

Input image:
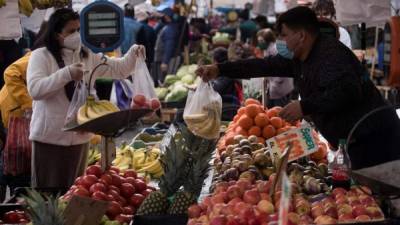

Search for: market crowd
xmin=0 ymin=0 xmax=398 ymax=213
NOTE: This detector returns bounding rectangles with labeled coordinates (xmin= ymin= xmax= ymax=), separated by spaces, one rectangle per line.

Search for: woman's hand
xmin=132 ymin=45 xmax=146 ymax=58
xmin=68 ymin=63 xmax=84 ymax=81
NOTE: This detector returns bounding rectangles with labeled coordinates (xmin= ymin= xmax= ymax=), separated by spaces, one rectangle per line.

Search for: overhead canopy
xmin=336 ymin=0 xmax=392 ymax=27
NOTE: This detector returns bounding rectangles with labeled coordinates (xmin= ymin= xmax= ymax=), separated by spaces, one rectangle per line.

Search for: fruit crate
xmin=131 ymin=214 xmax=188 ymax=225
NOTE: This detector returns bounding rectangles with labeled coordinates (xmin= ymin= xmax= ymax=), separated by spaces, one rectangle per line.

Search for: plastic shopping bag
xmin=183 ymin=81 xmax=222 ymax=139
xmin=64 ymin=81 xmax=88 ymax=126
xmin=131 ymin=56 xmax=160 ymax=110
xmin=110 ymin=79 xmax=134 ymax=110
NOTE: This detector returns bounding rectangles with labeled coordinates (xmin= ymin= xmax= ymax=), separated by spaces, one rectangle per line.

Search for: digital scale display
xmin=80 ymin=1 xmax=124 ymax=53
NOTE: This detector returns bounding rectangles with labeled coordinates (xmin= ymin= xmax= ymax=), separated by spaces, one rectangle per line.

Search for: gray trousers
xmin=31 ymin=141 xmax=89 ymax=189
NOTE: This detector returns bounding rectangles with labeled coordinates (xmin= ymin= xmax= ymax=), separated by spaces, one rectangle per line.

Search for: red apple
xmin=355 ymin=215 xmax=371 ymax=222
xmin=335 ymin=196 xmax=348 ymax=205
xmin=268 ymin=213 xmax=278 ymax=222
xmin=133 ymin=95 xmax=146 ymax=106
xmin=123 ymin=169 xmax=137 ymax=178
xmin=352 ymin=205 xmax=367 ymax=217
xmin=133 ymin=179 xmax=147 ymax=192
xmin=120 ymin=183 xmax=136 ymax=198
xmin=366 ymin=206 xmax=384 ymax=219
xmin=92 ymin=191 xmax=108 ymax=201
xmin=228 ymin=197 xmax=243 ymax=206
xmin=349 ymin=199 xmax=362 ymax=207
xmin=314 ymin=215 xmax=337 ymax=225
xmin=129 ymin=193 xmax=145 ymax=207
xmin=295 ymin=201 xmax=311 ymax=216
xmin=324 ymin=206 xmax=338 ymax=219
xmin=359 ymin=195 xmax=375 ymax=206
xmin=86 ymin=165 xmax=103 ymax=178
xmin=188 ymin=204 xmax=202 ymax=218
xmin=299 ymin=215 xmax=313 ymax=225
xmin=89 ymin=182 xmax=107 ymax=194
xmin=82 ymin=175 xmax=98 ymax=189
xmin=227 ymin=185 xmax=242 ymax=200
xmin=337 ymin=204 xmax=352 ymax=215
xmin=99 ymin=174 xmax=113 ymax=186
xmin=226 ymin=216 xmax=241 ymax=225
xmin=110 ymin=174 xmax=122 ymax=187
xmin=123 ymin=206 xmax=136 ymax=215
xmin=288 ymin=212 xmax=300 ymax=225
xmin=332 ymin=187 xmax=347 ymax=197
xmin=257 ymin=200 xmax=274 ymax=214
xmin=236 ymin=179 xmax=252 ymax=193
xmin=338 ymin=213 xmax=355 ymax=223
xmin=234 ymin=202 xmax=252 ymax=215
xmin=106 ymin=201 xmax=123 ymax=219
xmin=150 ymin=98 xmax=161 ymax=110
xmin=212 ymin=192 xmax=228 ymax=204
xmin=239 ymin=206 xmax=256 ymax=221
xmin=73 ymin=187 xmax=90 ymax=197
xmin=221 ymin=204 xmax=235 ymax=216
xmin=256 ymin=181 xmax=271 ymax=194
xmin=243 ymin=190 xmax=261 ymax=205
xmin=311 ymin=205 xmax=324 ymax=219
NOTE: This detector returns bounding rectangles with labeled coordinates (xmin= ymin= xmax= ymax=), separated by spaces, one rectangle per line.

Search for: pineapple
xmin=137 ymin=125 xmax=189 ymax=215
xmin=168 ymin=124 xmax=217 ymax=215
xmin=23 ymin=189 xmax=65 ymax=225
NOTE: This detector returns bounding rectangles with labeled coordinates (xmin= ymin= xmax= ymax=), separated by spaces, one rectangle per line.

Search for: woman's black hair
xmin=31 ymin=21 xmax=48 ymax=50
xmin=42 ymin=8 xmax=87 ymax=63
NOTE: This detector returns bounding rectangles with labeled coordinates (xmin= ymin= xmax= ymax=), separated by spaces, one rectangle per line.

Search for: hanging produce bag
xmin=110 ymin=79 xmax=134 ymax=110
xmin=131 ymin=56 xmax=160 ymax=110
xmin=183 ymin=82 xmax=222 ymax=139
xmin=64 ymin=81 xmax=87 ymax=126
xmin=3 ymin=116 xmax=32 ymax=176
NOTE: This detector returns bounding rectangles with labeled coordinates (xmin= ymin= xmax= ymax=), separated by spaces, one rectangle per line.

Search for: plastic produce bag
xmin=64 ymin=81 xmax=88 ymax=126
xmin=183 ymin=82 xmax=222 ymax=139
xmin=131 ymin=56 xmax=160 ymax=110
xmin=110 ymin=79 xmax=134 ymax=110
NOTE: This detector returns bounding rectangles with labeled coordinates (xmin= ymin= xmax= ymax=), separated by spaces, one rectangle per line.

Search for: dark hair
xmin=239 ymin=9 xmax=249 ymax=21
xmin=32 ymin=21 xmax=48 ymax=50
xmin=124 ymin=3 xmax=135 ymax=18
xmin=43 ymin=8 xmax=81 ymax=63
xmin=311 ymin=0 xmax=336 ymax=18
xmin=213 ymin=47 xmax=228 ymax=63
xmin=276 ymin=6 xmax=320 ymax=35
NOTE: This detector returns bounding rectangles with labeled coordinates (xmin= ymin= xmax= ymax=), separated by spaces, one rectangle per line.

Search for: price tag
xmin=64 ymin=196 xmax=109 ymax=225
xmin=267 ymin=125 xmax=318 ymax=163
xmin=278 ymin=173 xmax=292 ymax=225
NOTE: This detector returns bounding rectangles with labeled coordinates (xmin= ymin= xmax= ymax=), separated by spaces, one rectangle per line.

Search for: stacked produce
xmin=77 ymin=96 xmax=120 ymax=125
xmin=62 ymin=165 xmax=155 ymax=224
xmin=112 ymin=145 xmax=163 ymax=179
xmin=155 ymin=64 xmax=199 ymax=103
xmin=130 ymin=94 xmax=161 ymax=110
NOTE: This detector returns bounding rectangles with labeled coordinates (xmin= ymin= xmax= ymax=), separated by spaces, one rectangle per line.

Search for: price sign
xmin=80 ymin=0 xmax=124 ymax=53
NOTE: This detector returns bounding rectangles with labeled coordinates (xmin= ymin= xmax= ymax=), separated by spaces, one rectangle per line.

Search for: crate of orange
xmin=216 ymin=98 xmax=301 ymax=156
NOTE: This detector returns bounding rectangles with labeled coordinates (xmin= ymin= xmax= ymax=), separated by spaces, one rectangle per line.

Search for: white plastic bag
xmin=183 ymin=82 xmax=222 ymax=139
xmin=131 ymin=56 xmax=160 ymax=110
xmin=64 ymin=81 xmax=88 ymax=126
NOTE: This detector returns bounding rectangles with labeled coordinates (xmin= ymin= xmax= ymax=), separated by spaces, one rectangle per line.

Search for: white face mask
xmin=63 ymin=31 xmax=81 ymax=51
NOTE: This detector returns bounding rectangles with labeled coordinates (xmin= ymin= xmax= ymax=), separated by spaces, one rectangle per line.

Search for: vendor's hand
xmin=132 ymin=45 xmax=146 ymax=58
xmin=160 ymin=63 xmax=168 ymax=73
xmin=195 ymin=64 xmax=219 ymax=82
xmin=68 ymin=63 xmax=84 ymax=81
xmin=279 ymin=100 xmax=304 ymax=123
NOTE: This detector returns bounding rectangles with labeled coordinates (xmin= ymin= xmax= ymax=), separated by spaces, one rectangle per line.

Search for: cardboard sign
xmin=278 ymin=172 xmax=292 ymax=225
xmin=64 ymin=195 xmax=109 ymax=225
xmin=267 ymin=125 xmax=318 ymax=163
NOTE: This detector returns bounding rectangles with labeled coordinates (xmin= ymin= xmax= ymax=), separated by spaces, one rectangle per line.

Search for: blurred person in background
xmin=121 ymin=3 xmax=144 ymax=55
xmin=135 ymin=7 xmax=156 ymax=70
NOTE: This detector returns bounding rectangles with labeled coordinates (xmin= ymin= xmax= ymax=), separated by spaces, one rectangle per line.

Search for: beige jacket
xmin=27 ymin=46 xmax=137 ymax=146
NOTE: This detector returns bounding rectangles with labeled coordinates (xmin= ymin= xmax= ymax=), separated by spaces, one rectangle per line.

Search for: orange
xmin=245 ymin=98 xmax=261 ymax=106
xmin=271 ymin=106 xmax=283 ymax=113
xmin=237 ymin=107 xmax=246 ymax=116
xmin=270 ymin=117 xmax=283 ymax=129
xmin=245 ymin=104 xmax=262 ymax=118
xmin=262 ymin=125 xmax=276 ymax=139
xmin=257 ymin=137 xmax=265 ymax=144
xmin=266 ymin=109 xmax=278 ymax=118
xmin=254 ymin=113 xmax=269 ymax=127
xmin=238 ymin=115 xmax=253 ymax=129
xmin=235 ymin=126 xmax=248 ymax=136
xmin=248 ymin=126 xmax=261 ymax=137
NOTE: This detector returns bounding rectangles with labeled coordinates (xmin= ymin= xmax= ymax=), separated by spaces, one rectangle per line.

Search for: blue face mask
xmin=276 ymin=40 xmax=294 ymax=59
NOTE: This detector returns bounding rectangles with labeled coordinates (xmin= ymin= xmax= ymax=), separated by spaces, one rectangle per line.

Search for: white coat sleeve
xmin=27 ymin=50 xmax=72 ymax=100
xmin=89 ymin=46 xmax=138 ymax=80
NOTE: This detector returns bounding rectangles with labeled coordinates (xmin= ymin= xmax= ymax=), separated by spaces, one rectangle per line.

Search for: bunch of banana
xmin=184 ymin=100 xmax=222 ymax=139
xmin=87 ymin=146 xmax=101 ymax=165
xmin=77 ymin=95 xmax=119 ymax=125
xmin=19 ymin=0 xmax=33 ymax=16
xmin=112 ymin=145 xmax=163 ymax=179
xmin=0 ymin=0 xmax=6 ymax=8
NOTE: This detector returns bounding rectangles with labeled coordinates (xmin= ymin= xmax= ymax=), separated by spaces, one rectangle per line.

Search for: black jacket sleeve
xmin=217 ymin=55 xmax=299 ymax=79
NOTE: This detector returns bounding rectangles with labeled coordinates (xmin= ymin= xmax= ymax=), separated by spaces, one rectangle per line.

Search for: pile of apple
xmin=131 ymin=94 xmax=161 ymax=110
xmin=62 ymin=165 xmax=155 ymax=224
xmin=309 ymin=186 xmax=384 ymax=224
xmin=0 ymin=210 xmax=30 ymax=224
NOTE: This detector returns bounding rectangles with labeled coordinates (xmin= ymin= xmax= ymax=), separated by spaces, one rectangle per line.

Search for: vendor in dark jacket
xmin=196 ymin=7 xmax=400 ymax=185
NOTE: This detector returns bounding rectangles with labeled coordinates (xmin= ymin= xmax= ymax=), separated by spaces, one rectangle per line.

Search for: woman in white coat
xmin=27 ymin=8 xmax=144 ymax=189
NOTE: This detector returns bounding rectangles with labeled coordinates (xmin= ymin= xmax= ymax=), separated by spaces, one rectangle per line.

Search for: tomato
xmin=134 ymin=179 xmax=147 ymax=192
xmin=86 ymin=165 xmax=102 ymax=178
xmin=123 ymin=206 xmax=136 ymax=215
xmin=99 ymin=174 xmax=113 ymax=185
xmin=73 ymin=187 xmax=90 ymax=197
xmin=106 ymin=201 xmax=123 ymax=219
xmin=124 ymin=177 xmax=136 ymax=186
xmin=108 ymin=185 xmax=120 ymax=194
xmin=123 ymin=169 xmax=137 ymax=178
xmin=120 ymin=183 xmax=135 ymax=198
xmin=91 ymin=191 xmax=108 ymax=201
xmin=89 ymin=182 xmax=107 ymax=194
xmin=110 ymin=174 xmax=122 ymax=187
xmin=129 ymin=194 xmax=145 ymax=207
xmin=82 ymin=175 xmax=98 ymax=189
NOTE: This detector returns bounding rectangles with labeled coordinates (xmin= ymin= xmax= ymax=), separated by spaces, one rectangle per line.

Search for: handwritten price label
xmin=267 ymin=125 xmax=318 ymax=162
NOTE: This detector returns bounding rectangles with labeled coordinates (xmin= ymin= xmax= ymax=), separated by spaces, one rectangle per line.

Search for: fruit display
xmin=131 ymin=94 xmax=161 ymax=110
xmin=62 ymin=165 xmax=155 ymax=224
xmin=155 ymin=64 xmax=200 ymax=103
xmin=112 ymin=145 xmax=163 ymax=179
xmin=184 ymin=101 xmax=222 ymax=139
xmin=0 ymin=209 xmax=30 ymax=224
xmin=217 ymin=98 xmax=300 ymax=155
xmin=137 ymin=124 xmax=217 ymax=216
xmin=77 ymin=95 xmax=120 ymax=125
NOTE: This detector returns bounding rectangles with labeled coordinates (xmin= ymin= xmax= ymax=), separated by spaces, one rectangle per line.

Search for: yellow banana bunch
xmin=18 ymin=0 xmax=33 ymax=16
xmin=77 ymin=96 xmax=119 ymax=125
xmin=184 ymin=101 xmax=221 ymax=139
xmin=87 ymin=147 xmax=101 ymax=165
xmin=0 ymin=0 xmax=6 ymax=8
